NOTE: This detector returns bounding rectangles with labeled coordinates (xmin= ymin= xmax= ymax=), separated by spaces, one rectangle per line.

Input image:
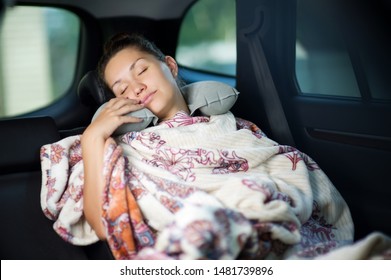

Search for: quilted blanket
xmin=40 ymin=111 xmax=391 ymax=259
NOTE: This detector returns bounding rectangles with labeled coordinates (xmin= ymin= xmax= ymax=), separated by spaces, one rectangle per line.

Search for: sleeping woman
xmin=42 ymin=32 xmax=386 ymax=260
xmin=81 ymin=32 xmax=191 ymax=240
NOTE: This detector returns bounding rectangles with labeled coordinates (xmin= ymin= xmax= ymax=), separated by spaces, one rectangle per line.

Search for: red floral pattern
xmin=40 ymin=112 xmax=358 ymax=260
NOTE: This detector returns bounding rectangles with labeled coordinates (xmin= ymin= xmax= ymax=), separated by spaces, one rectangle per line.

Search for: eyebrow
xmin=110 ymin=57 xmax=144 ymax=90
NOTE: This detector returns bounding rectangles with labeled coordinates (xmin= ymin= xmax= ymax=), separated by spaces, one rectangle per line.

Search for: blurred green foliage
xmin=179 ymin=0 xmax=236 ymax=46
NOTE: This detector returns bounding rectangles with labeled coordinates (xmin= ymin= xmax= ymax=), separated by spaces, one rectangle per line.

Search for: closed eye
xmin=138 ymin=67 xmax=148 ymax=76
xmin=116 ymin=85 xmax=127 ymax=96
xmin=120 ymin=86 xmax=127 ymax=95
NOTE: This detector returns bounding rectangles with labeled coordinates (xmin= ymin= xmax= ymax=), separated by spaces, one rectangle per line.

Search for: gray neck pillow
xmin=92 ymin=80 xmax=239 ymax=136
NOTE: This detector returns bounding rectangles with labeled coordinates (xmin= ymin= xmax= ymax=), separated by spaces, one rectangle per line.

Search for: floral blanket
xmin=40 ymin=111 xmax=391 ymax=259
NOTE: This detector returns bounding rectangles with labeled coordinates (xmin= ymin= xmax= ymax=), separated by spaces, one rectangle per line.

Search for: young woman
xmin=71 ymin=33 xmax=357 ymax=260
xmin=81 ymin=33 xmax=190 ymax=239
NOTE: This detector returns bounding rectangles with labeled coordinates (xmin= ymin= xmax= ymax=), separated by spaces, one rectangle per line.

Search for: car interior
xmin=0 ymin=0 xmax=390 ymax=259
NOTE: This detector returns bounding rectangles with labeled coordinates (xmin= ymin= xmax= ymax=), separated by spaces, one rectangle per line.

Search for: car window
xmin=295 ymin=0 xmax=390 ymax=100
xmin=295 ymin=0 xmax=360 ymax=98
xmin=0 ymin=6 xmax=80 ymax=117
xmin=176 ymin=0 xmax=236 ymax=76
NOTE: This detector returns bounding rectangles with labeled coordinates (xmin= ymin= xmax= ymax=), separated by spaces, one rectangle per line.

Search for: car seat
xmin=0 ymin=117 xmax=113 ymax=259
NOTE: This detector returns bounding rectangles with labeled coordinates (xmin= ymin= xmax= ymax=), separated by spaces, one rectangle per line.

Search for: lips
xmin=140 ymin=91 xmax=156 ymax=105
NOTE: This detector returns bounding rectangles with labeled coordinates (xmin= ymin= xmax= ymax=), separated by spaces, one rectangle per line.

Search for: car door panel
xmin=236 ymin=0 xmax=391 ymax=240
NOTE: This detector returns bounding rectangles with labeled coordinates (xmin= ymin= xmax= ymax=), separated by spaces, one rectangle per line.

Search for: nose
xmin=134 ymin=84 xmax=145 ymax=96
xmin=127 ymin=81 xmax=145 ymax=98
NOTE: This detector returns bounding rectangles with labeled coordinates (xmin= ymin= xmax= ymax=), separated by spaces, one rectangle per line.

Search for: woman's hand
xmin=84 ymin=97 xmax=145 ymax=141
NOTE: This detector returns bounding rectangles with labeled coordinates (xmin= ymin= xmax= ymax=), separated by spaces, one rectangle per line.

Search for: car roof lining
xmin=16 ymin=0 xmax=197 ymax=19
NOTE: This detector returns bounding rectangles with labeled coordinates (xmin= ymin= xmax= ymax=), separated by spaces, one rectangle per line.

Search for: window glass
xmin=295 ymin=0 xmax=360 ymax=98
xmin=176 ymin=0 xmax=236 ymax=76
xmin=0 ymin=6 xmax=80 ymax=117
xmin=296 ymin=0 xmax=391 ymax=100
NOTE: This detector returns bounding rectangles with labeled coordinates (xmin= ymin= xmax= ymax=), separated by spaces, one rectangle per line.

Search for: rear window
xmin=176 ymin=0 xmax=236 ymax=76
xmin=0 ymin=6 xmax=80 ymax=117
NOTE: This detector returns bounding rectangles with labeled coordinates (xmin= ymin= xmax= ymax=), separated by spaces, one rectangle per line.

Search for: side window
xmin=176 ymin=0 xmax=236 ymax=76
xmin=295 ymin=0 xmax=360 ymax=98
xmin=0 ymin=6 xmax=80 ymax=117
xmin=295 ymin=0 xmax=391 ymax=100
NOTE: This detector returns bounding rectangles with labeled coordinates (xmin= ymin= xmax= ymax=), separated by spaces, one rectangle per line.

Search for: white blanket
xmin=41 ymin=111 xmax=391 ymax=259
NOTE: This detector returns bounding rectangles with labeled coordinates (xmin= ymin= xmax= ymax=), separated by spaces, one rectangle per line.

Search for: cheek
xmin=160 ymin=64 xmax=177 ymax=83
xmin=147 ymin=89 xmax=175 ymax=115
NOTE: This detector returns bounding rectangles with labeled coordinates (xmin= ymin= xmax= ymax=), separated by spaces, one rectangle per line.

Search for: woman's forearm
xmin=81 ymin=132 xmax=107 ymax=240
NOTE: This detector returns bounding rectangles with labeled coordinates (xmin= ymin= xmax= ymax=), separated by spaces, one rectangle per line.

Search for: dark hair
xmin=97 ymin=32 xmax=166 ymax=84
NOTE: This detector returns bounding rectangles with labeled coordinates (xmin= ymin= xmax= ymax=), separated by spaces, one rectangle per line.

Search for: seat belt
xmin=241 ymin=19 xmax=296 ymax=146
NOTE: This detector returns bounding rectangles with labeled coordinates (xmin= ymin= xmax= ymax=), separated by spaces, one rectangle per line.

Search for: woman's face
xmin=104 ymin=47 xmax=185 ymax=120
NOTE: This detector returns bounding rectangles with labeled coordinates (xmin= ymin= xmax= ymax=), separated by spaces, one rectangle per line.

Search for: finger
xmin=107 ymin=97 xmax=141 ymax=109
xmin=121 ymin=115 xmax=144 ymax=123
xmin=104 ymin=98 xmax=144 ymax=116
xmin=114 ymin=103 xmax=145 ymax=117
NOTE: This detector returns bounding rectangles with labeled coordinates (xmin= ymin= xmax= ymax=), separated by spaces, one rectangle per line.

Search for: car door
xmin=235 ymin=0 xmax=391 ymax=240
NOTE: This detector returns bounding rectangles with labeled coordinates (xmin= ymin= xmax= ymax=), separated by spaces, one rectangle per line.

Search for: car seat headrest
xmin=77 ymin=70 xmax=114 ymax=108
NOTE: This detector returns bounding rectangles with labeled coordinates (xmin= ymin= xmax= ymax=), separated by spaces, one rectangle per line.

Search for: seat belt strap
xmin=240 ymin=12 xmax=295 ymax=146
